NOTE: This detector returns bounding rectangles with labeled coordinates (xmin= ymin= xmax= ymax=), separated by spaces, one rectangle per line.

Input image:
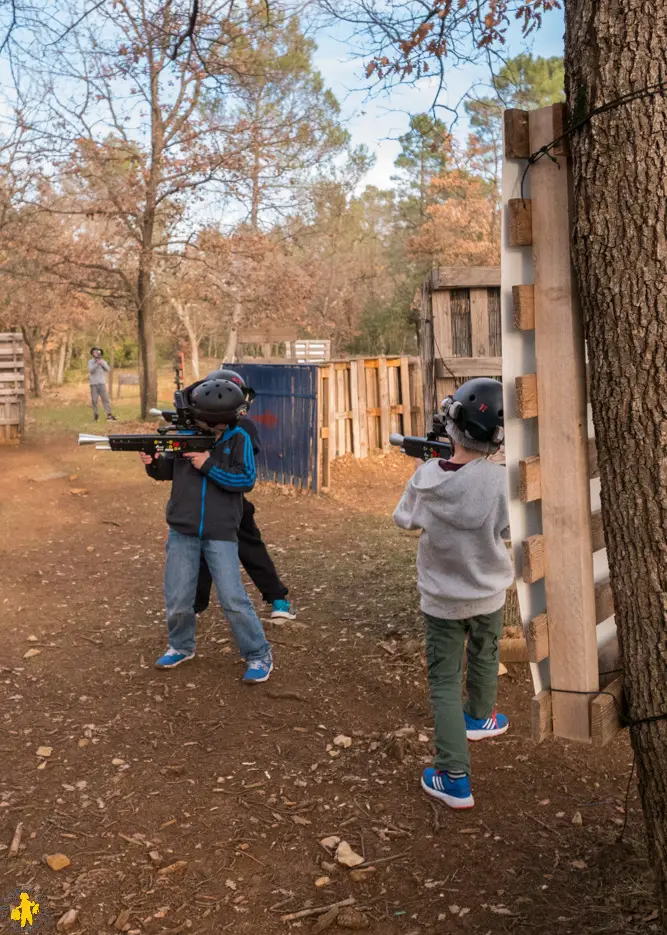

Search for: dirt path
xmin=0 ymin=429 xmax=657 ymax=935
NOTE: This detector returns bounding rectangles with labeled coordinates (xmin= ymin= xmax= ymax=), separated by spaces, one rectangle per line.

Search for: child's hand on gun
xmin=139 ymin=452 xmax=158 ymax=465
xmin=183 ymin=451 xmax=210 ymax=471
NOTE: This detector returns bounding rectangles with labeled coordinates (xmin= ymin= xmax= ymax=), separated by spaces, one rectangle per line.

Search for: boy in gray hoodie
xmin=393 ymin=378 xmax=513 ymax=809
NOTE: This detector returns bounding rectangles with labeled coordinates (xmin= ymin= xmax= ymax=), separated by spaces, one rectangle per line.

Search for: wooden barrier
xmin=0 ymin=332 xmax=26 ymax=445
xmin=316 ymin=356 xmax=424 ymax=490
xmin=419 ymin=266 xmax=501 ymax=418
xmin=116 ymin=373 xmax=140 ymax=398
xmin=501 ymin=104 xmax=621 ymax=745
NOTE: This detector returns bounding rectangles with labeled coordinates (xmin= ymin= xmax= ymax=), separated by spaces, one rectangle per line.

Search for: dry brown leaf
xmin=46 ymin=853 xmax=71 ymax=871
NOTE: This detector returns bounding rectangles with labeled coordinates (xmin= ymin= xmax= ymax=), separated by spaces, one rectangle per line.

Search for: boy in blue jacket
xmin=393 ymin=378 xmax=513 ymax=809
xmin=141 ymin=375 xmax=272 ymax=683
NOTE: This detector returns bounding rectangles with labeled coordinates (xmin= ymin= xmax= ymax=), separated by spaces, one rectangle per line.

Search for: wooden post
xmin=378 ymin=357 xmax=391 ymax=452
xmin=410 ymin=359 xmax=425 ymax=436
xmin=530 ymin=104 xmax=599 ymax=741
xmin=336 ymin=366 xmax=346 ymax=457
xmin=327 ymin=363 xmax=336 ymax=461
xmin=399 ymin=356 xmax=412 ymax=437
xmin=469 ymin=289 xmax=490 ymax=357
xmin=350 ymin=360 xmax=361 ymax=459
xmin=357 ymin=359 xmax=369 ymax=457
xmin=318 ymin=368 xmax=330 ymax=490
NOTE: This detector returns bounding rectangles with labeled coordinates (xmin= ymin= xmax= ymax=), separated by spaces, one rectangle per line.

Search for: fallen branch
xmin=8 ymin=822 xmax=23 ymax=857
xmin=280 ymin=896 xmax=355 ymax=922
xmin=357 ymin=848 xmax=412 ymax=868
xmin=266 ymin=689 xmax=306 ymax=702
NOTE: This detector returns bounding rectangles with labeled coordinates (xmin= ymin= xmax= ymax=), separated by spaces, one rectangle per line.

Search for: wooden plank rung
xmin=519 ymin=442 xmax=599 ymax=502
xmin=515 ymin=373 xmax=538 ymax=419
xmin=512 ymin=285 xmax=535 ymax=330
xmin=522 ymin=534 xmax=544 ymax=583
xmin=526 ymin=613 xmax=549 ymax=663
xmin=590 ymin=678 xmax=625 ymax=747
xmin=508 ymin=198 xmax=533 ymax=247
xmin=595 ymin=578 xmax=614 ymax=624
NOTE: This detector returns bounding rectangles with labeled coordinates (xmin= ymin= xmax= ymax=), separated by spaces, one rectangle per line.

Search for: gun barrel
xmin=389 ymin=433 xmax=405 ymax=448
xmin=78 ymin=433 xmax=109 ymax=446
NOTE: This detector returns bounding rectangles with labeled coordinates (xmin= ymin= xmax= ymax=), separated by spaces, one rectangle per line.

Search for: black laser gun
xmin=389 ymin=432 xmax=452 ymax=461
xmin=78 ymin=431 xmax=215 ymax=455
xmin=148 ymin=389 xmax=198 ymax=430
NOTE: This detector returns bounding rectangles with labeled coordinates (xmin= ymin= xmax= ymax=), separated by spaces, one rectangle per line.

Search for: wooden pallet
xmin=0 ymin=332 xmax=26 ymax=444
xmin=316 ymin=356 xmax=424 ymax=490
xmin=500 ymin=105 xmax=623 ymax=746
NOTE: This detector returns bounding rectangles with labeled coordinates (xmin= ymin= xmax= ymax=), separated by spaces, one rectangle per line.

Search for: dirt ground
xmin=0 ymin=392 xmax=659 ymax=935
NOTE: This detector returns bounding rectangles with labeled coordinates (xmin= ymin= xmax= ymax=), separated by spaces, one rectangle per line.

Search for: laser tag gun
xmin=389 ymin=432 xmax=452 ymax=461
xmin=148 ymin=389 xmax=198 ymax=431
xmin=78 ymin=430 xmax=215 ymax=455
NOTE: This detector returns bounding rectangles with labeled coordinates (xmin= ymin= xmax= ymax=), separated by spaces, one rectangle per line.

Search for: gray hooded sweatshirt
xmin=393 ymin=458 xmax=513 ymax=620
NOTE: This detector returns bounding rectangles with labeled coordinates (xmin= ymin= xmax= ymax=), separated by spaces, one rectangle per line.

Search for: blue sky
xmin=313 ymin=10 xmax=565 ymax=188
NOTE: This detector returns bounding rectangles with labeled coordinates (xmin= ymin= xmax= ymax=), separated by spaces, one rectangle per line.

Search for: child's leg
xmin=202 ymin=538 xmax=271 ymax=662
xmin=164 ymin=530 xmax=202 ymax=654
xmin=465 ymin=608 xmax=505 ymax=720
xmin=237 ymin=498 xmax=288 ymax=603
xmin=193 ymin=554 xmax=213 ymax=615
xmin=425 ymin=613 xmax=470 ymax=775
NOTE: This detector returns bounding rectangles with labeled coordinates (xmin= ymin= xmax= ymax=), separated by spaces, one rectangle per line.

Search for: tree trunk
xmin=223 ymin=300 xmax=243 ymax=362
xmin=137 ymin=277 xmax=158 ymax=418
xmin=55 ymin=338 xmax=68 ymax=385
xmin=566 ymin=5 xmax=667 ymax=922
xmin=46 ymin=350 xmax=55 ymax=385
xmin=64 ymin=333 xmax=73 ymax=374
xmin=21 ymin=328 xmax=40 ymax=398
xmin=170 ymin=298 xmax=200 ymax=379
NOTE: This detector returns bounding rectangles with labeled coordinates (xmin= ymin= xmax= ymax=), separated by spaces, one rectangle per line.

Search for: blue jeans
xmin=164 ymin=529 xmax=271 ymax=661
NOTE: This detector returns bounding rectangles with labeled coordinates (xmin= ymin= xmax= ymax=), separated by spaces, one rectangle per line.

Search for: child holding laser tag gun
xmin=393 ymin=378 xmax=513 ymax=809
xmin=140 ymin=374 xmax=273 ymax=683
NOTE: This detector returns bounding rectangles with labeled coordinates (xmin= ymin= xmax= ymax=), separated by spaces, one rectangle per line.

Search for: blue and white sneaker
xmin=155 ymin=647 xmax=195 ymax=669
xmin=271 ymin=599 xmax=296 ymax=620
xmin=242 ymin=658 xmax=274 ymax=684
xmin=465 ymin=709 xmax=509 ymax=741
xmin=421 ymin=768 xmax=475 ymax=810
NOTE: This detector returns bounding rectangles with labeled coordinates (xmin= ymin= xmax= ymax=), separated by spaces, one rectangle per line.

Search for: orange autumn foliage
xmin=409 ymin=164 xmax=500 ymax=267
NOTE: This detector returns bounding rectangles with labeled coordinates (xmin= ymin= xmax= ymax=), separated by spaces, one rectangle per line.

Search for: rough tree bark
xmin=566 ymin=3 xmax=667 ymax=921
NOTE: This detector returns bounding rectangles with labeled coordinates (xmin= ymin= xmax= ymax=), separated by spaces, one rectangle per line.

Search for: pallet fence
xmin=419 ymin=267 xmax=502 ymax=417
xmin=317 ymin=356 xmax=424 ymax=490
xmin=501 ymin=103 xmax=619 ymax=747
xmin=0 ymin=332 xmax=26 ymax=444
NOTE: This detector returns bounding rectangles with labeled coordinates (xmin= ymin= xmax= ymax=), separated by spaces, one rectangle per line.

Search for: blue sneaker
xmin=243 ymin=658 xmax=274 ymax=684
xmin=421 ymin=769 xmax=475 ymax=810
xmin=155 ymin=647 xmax=195 ymax=669
xmin=271 ymin=599 xmax=296 ymax=620
xmin=465 ymin=709 xmax=509 ymax=741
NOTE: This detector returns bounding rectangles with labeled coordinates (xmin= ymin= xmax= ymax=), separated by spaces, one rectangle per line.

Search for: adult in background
xmin=88 ymin=346 xmax=117 ymax=422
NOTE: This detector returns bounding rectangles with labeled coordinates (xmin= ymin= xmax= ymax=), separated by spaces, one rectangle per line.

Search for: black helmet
xmin=188 ymin=378 xmax=248 ymax=426
xmin=205 ymin=368 xmax=255 ymax=404
xmin=441 ymin=378 xmax=504 ymax=445
xmin=90 ymin=346 xmax=103 ymax=355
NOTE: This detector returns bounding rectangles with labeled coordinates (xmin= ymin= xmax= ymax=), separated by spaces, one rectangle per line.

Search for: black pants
xmin=194 ymin=497 xmax=288 ymax=614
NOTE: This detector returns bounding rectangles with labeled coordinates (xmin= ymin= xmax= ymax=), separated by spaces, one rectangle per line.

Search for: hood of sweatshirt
xmin=410 ymin=458 xmax=506 ymax=531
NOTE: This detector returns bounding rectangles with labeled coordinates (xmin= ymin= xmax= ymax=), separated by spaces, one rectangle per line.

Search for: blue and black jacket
xmin=145 ymin=423 xmax=257 ymax=541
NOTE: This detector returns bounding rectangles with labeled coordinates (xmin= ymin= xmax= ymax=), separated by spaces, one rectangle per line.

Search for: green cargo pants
xmin=424 ymin=607 xmax=504 ymax=776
